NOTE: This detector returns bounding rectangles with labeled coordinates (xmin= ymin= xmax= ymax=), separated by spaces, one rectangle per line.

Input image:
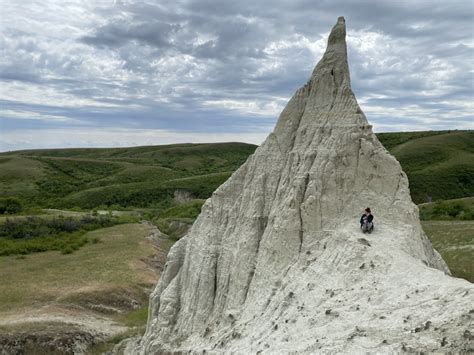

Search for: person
xmin=360 ymin=207 xmax=374 ymax=233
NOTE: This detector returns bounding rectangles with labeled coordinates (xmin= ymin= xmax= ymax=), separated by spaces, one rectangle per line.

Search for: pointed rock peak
xmin=132 ymin=17 xmax=473 ymax=355
xmin=309 ymin=16 xmax=350 ymax=87
xmin=328 ymin=16 xmax=347 ymax=48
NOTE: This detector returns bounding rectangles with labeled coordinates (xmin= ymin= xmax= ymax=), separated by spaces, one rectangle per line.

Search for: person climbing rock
xmin=360 ymin=207 xmax=374 ymax=233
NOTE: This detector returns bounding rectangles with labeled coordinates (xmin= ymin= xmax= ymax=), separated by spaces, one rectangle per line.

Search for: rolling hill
xmin=377 ymin=130 xmax=474 ymax=203
xmin=0 ymin=131 xmax=472 ymax=212
xmin=0 ymin=142 xmax=256 ymax=211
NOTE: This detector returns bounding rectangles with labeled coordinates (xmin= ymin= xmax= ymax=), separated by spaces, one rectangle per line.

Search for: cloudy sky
xmin=0 ymin=0 xmax=473 ymax=151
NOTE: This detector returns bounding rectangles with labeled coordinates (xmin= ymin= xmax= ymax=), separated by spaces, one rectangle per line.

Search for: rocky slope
xmin=130 ymin=17 xmax=473 ymax=353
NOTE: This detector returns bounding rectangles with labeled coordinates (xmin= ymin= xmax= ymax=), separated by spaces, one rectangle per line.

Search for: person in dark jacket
xmin=360 ymin=207 xmax=374 ymax=233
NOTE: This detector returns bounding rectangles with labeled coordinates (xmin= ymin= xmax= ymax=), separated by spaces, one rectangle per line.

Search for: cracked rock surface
xmin=130 ymin=17 xmax=473 ymax=354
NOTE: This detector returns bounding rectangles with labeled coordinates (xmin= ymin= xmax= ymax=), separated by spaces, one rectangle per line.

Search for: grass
xmin=0 ymin=142 xmax=256 ymax=212
xmin=163 ymin=172 xmax=232 ymax=199
xmin=87 ymin=327 xmax=145 ymax=355
xmin=1 ymin=131 xmax=472 ymax=211
xmin=419 ymin=197 xmax=474 ymax=220
xmin=420 ymin=198 xmax=473 ymax=284
xmin=149 ymin=200 xmax=204 ymax=243
xmin=160 ymin=199 xmax=205 ymax=219
xmin=5 ymin=142 xmax=256 ymax=175
xmin=381 ymin=130 xmax=474 ymax=203
xmin=0 ymin=156 xmax=44 ymax=198
xmin=117 ymin=305 xmax=149 ymax=328
xmin=85 ymin=301 xmax=151 ymax=354
xmin=0 ymin=214 xmax=140 ymax=256
xmin=153 ymin=217 xmax=193 ymax=242
xmin=422 ymin=220 xmax=474 ymax=282
xmin=0 ymin=232 xmax=89 ymax=256
xmin=0 ymin=218 xmax=176 ymax=353
xmin=376 ymin=130 xmax=451 ymax=151
xmin=0 ymin=223 xmax=159 ymax=314
xmin=1 ymin=132 xmax=472 ymax=208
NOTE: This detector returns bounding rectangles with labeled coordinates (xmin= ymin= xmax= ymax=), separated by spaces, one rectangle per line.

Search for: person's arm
xmin=360 ymin=215 xmax=364 ymax=224
xmin=368 ymin=214 xmax=373 ymax=223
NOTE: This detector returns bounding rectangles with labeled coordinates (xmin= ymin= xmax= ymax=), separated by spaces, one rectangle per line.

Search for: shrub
xmin=420 ymin=199 xmax=473 ymax=220
xmin=433 ymin=201 xmax=466 ymax=218
xmin=0 ymin=198 xmax=23 ymax=214
xmin=160 ymin=200 xmax=205 ymax=219
xmin=61 ymin=246 xmax=74 ymax=254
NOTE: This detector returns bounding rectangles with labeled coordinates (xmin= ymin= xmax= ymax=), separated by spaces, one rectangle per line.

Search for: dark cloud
xmin=81 ymin=20 xmax=182 ymax=48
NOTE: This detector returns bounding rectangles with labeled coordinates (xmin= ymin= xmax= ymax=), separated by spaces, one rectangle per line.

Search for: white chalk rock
xmin=132 ymin=17 xmax=473 ymax=353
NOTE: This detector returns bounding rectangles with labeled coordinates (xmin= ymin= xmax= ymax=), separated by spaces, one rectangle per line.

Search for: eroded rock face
xmin=132 ymin=17 xmax=473 ymax=353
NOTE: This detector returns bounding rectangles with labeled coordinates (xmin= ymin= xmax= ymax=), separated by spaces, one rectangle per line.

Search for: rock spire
xmin=129 ymin=17 xmax=473 ymax=354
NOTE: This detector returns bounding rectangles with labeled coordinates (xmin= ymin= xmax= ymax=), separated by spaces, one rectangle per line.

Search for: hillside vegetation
xmin=419 ymin=197 xmax=474 ymax=221
xmin=377 ymin=130 xmax=474 ymax=203
xmin=0 ymin=131 xmax=472 ymax=211
xmin=0 ymin=214 xmax=139 ymax=256
xmin=0 ymin=142 xmax=255 ymax=212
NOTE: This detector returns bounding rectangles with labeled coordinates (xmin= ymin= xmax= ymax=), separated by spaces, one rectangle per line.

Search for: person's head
xmin=365 ymin=207 xmax=371 ymax=215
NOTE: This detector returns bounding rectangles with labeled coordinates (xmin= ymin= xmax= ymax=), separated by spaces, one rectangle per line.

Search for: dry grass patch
xmin=0 ymin=223 xmax=159 ymax=316
xmin=422 ymin=220 xmax=474 ymax=282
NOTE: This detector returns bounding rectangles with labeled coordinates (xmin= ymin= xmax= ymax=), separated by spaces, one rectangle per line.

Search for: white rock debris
xmin=130 ymin=17 xmax=473 ymax=354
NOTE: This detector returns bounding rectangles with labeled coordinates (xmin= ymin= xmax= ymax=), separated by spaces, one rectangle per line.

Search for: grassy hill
xmin=377 ymin=130 xmax=474 ymax=203
xmin=0 ymin=142 xmax=256 ymax=211
xmin=0 ymin=130 xmax=472 ymax=211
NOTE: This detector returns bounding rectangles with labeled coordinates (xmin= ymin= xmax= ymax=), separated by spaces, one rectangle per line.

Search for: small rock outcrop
xmin=131 ymin=17 xmax=473 ymax=353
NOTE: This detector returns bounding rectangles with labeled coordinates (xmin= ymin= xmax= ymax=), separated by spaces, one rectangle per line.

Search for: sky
xmin=0 ymin=0 xmax=473 ymax=152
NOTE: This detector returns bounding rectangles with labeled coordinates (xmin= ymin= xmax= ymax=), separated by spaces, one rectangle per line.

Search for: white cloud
xmin=202 ymin=98 xmax=287 ymax=117
xmin=0 ymin=109 xmax=83 ymax=123
xmin=0 ymin=81 xmax=126 ymax=109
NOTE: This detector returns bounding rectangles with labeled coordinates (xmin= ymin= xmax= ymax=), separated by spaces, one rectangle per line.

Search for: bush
xmin=142 ymin=210 xmax=158 ymax=221
xmin=61 ymin=246 xmax=74 ymax=254
xmin=160 ymin=200 xmax=205 ymax=219
xmin=0 ymin=198 xmax=22 ymax=214
xmin=420 ymin=199 xmax=474 ymax=220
